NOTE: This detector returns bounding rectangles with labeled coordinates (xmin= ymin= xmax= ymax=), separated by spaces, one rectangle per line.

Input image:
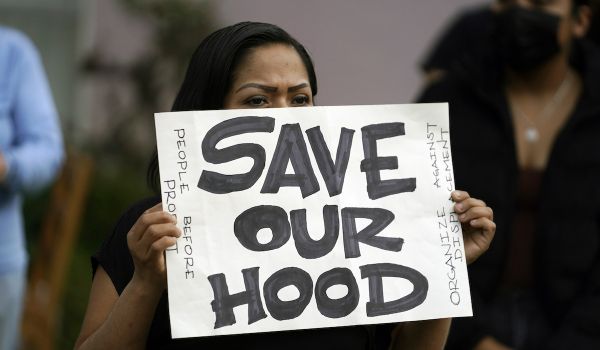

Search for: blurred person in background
xmin=418 ymin=0 xmax=599 ymax=349
xmin=75 ymin=21 xmax=496 ymax=350
xmin=421 ymin=0 xmax=600 ymax=83
xmin=0 ymin=26 xmax=64 ymax=350
xmin=420 ymin=2 xmax=496 ymax=84
xmin=588 ymin=0 xmax=600 ymax=43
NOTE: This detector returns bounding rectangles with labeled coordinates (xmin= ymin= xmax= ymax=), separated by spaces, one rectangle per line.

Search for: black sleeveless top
xmin=92 ymin=196 xmax=378 ymax=350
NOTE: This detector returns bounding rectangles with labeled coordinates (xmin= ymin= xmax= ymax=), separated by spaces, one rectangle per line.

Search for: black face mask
xmin=494 ymin=6 xmax=562 ymax=72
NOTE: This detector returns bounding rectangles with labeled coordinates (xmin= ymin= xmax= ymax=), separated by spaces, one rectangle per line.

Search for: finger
xmin=138 ymin=222 xmax=181 ymax=252
xmin=468 ymin=218 xmax=496 ymax=240
xmin=464 ymin=219 xmax=496 ymax=264
xmin=146 ymin=203 xmax=163 ymax=213
xmin=130 ymin=210 xmax=176 ymax=242
xmin=129 ymin=204 xmax=163 ymax=241
xmin=458 ymin=206 xmax=494 ymax=223
xmin=451 ymin=190 xmax=470 ymax=202
xmin=454 ymin=197 xmax=486 ymax=214
xmin=146 ymin=235 xmax=178 ymax=261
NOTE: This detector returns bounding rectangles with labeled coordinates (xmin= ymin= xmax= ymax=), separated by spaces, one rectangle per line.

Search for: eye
xmin=291 ymin=94 xmax=310 ymax=106
xmin=245 ymin=96 xmax=268 ymax=107
xmin=530 ymin=0 xmax=553 ymax=7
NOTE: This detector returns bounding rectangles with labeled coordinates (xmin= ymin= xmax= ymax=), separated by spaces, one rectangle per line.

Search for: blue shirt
xmin=0 ymin=26 xmax=64 ymax=274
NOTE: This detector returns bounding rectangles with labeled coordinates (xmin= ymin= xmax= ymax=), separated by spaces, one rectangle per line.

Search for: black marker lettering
xmin=360 ymin=123 xmax=416 ymax=199
xmin=207 ymin=267 xmax=267 ymax=328
xmin=263 ymin=267 xmax=313 ymax=321
xmin=261 ymin=124 xmax=320 ymax=198
xmin=290 ymin=205 xmax=339 ymax=259
xmin=360 ymin=263 xmax=428 ymax=317
xmin=199 ymin=116 xmax=275 ymax=194
xmin=234 ymin=205 xmax=290 ymax=251
xmin=341 ymin=207 xmax=403 ymax=258
xmin=314 ymin=268 xmax=360 ymax=318
xmin=306 ymin=126 xmax=354 ymax=197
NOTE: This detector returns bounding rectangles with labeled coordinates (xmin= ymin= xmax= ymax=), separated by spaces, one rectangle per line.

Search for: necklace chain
xmin=511 ymin=71 xmax=573 ymax=143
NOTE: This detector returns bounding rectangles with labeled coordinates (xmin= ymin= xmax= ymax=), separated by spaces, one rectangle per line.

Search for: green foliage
xmin=23 ymin=160 xmax=150 ymax=348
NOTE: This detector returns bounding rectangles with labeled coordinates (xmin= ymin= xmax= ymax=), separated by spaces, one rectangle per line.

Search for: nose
xmin=271 ymin=96 xmax=291 ymax=108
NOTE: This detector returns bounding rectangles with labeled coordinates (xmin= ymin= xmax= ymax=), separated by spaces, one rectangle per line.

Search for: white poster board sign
xmin=155 ymin=103 xmax=471 ymax=339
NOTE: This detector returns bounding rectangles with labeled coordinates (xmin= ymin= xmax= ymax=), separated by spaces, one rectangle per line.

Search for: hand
xmin=0 ymin=152 xmax=7 ymax=182
xmin=452 ymin=190 xmax=495 ymax=265
xmin=127 ymin=203 xmax=181 ymax=290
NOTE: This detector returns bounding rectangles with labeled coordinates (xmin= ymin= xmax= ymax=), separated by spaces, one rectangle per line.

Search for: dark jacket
xmin=417 ymin=40 xmax=600 ymax=350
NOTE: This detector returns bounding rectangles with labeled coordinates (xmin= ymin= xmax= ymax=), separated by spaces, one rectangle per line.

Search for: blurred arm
xmin=1 ymin=33 xmax=64 ymax=192
xmin=0 ymin=153 xmax=7 ymax=181
xmin=474 ymin=336 xmax=513 ymax=350
xmin=391 ymin=318 xmax=451 ymax=350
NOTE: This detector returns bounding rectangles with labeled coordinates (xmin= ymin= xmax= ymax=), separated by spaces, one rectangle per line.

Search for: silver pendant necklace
xmin=512 ymin=71 xmax=573 ymax=143
xmin=524 ymin=127 xmax=540 ymax=143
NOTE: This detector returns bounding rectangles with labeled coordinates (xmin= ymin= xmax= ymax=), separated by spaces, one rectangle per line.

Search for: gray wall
xmin=1 ymin=0 xmax=486 ymax=144
xmin=215 ymin=0 xmax=484 ymax=105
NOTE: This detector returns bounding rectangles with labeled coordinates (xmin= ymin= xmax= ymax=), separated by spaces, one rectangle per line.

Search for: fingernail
xmin=471 ymin=219 xmax=478 ymax=225
xmin=460 ymin=214 xmax=466 ymax=220
xmin=455 ymin=203 xmax=463 ymax=211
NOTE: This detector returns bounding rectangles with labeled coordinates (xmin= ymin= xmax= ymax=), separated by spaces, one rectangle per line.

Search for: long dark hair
xmin=147 ymin=21 xmax=318 ymax=193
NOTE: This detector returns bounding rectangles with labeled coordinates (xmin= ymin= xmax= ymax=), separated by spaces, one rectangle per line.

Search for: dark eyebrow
xmin=235 ymin=83 xmax=277 ymax=93
xmin=235 ymin=82 xmax=309 ymax=93
xmin=288 ymin=83 xmax=309 ymax=92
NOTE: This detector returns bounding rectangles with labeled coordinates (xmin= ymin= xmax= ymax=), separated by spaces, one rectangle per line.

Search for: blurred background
xmin=1 ymin=0 xmax=588 ymax=348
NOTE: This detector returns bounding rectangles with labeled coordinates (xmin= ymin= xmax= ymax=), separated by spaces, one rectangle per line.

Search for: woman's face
xmin=495 ymin=0 xmax=589 ymax=46
xmin=223 ymin=43 xmax=314 ymax=109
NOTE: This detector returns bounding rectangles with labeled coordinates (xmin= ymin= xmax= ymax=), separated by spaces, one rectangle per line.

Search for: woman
xmin=75 ymin=22 xmax=496 ymax=350
xmin=418 ymin=1 xmax=600 ymax=349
